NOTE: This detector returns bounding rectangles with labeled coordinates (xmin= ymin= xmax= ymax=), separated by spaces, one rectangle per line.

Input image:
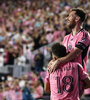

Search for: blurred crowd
xmin=0 ymin=0 xmax=90 ymax=100
xmin=0 ymin=70 xmax=46 ymax=100
xmin=0 ymin=0 xmax=90 ymax=67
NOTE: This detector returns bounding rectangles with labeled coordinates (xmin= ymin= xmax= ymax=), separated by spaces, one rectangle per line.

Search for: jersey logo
xmin=70 ymin=38 xmax=73 ymax=41
xmin=81 ymin=38 xmax=86 ymax=42
xmin=68 ymin=45 xmax=72 ymax=50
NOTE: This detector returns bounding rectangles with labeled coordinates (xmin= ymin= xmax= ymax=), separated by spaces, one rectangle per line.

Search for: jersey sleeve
xmin=76 ymin=32 xmax=90 ymax=50
xmin=78 ymin=63 xmax=89 ymax=80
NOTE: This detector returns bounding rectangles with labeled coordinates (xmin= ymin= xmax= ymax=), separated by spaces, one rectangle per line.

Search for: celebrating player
xmin=44 ymin=43 xmax=90 ymax=100
xmin=48 ymin=8 xmax=90 ymax=73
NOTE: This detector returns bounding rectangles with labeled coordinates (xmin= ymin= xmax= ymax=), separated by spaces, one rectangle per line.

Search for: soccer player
xmin=48 ymin=8 xmax=90 ymax=73
xmin=44 ymin=43 xmax=90 ymax=100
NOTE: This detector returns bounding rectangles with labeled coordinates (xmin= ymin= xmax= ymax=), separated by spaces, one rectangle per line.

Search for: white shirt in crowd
xmin=15 ymin=55 xmax=26 ymax=66
xmin=0 ymin=48 xmax=4 ymax=67
xmin=0 ymin=54 xmax=4 ymax=67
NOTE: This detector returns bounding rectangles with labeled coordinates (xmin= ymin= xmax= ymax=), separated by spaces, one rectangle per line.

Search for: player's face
xmin=67 ymin=11 xmax=77 ymax=28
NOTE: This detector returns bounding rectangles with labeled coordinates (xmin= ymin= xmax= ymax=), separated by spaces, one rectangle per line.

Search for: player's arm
xmin=84 ymin=72 xmax=90 ymax=89
xmin=58 ymin=47 xmax=82 ymax=63
xmin=61 ymin=34 xmax=90 ymax=63
xmin=60 ymin=32 xmax=90 ymax=63
xmin=48 ymin=32 xmax=90 ymax=73
xmin=79 ymin=64 xmax=90 ymax=89
xmin=44 ymin=79 xmax=50 ymax=94
xmin=44 ymin=70 xmax=50 ymax=94
xmin=48 ymin=47 xmax=82 ymax=73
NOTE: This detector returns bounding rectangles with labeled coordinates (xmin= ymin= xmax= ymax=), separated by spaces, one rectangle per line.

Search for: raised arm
xmin=48 ymin=47 xmax=82 ymax=73
xmin=58 ymin=47 xmax=82 ymax=63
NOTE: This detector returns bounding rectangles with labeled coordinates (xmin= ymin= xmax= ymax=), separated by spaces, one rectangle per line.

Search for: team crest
xmin=68 ymin=45 xmax=72 ymax=50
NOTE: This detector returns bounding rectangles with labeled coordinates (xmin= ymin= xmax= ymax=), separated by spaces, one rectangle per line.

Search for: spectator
xmin=39 ymin=34 xmax=48 ymax=47
xmin=34 ymin=50 xmax=44 ymax=72
xmin=22 ymin=81 xmax=34 ymax=100
xmin=0 ymin=48 xmax=4 ymax=67
xmin=30 ymin=70 xmax=44 ymax=100
xmin=15 ymin=45 xmax=26 ymax=66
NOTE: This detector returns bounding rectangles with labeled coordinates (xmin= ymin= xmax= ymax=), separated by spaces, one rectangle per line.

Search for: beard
xmin=67 ymin=21 xmax=76 ymax=29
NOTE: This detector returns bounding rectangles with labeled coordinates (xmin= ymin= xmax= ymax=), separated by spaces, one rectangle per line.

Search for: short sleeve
xmin=76 ymin=32 xmax=90 ymax=50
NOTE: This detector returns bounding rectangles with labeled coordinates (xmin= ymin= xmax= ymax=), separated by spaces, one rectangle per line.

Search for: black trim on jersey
xmin=82 ymin=29 xmax=88 ymax=39
xmin=75 ymin=29 xmax=89 ymax=68
xmin=75 ymin=29 xmax=89 ymax=51
xmin=76 ymin=44 xmax=89 ymax=68
xmin=76 ymin=42 xmax=86 ymax=50
xmin=77 ymin=28 xmax=84 ymax=34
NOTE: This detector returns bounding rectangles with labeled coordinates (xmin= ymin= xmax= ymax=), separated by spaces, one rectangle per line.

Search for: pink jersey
xmin=8 ymin=90 xmax=16 ymax=100
xmin=10 ymin=90 xmax=22 ymax=100
xmin=45 ymin=61 xmax=88 ymax=100
xmin=15 ymin=91 xmax=22 ymax=100
xmin=33 ymin=85 xmax=43 ymax=99
xmin=3 ymin=91 xmax=11 ymax=100
xmin=62 ymin=29 xmax=90 ymax=70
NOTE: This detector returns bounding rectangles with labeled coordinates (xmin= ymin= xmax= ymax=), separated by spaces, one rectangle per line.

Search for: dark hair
xmin=71 ymin=8 xmax=86 ymax=22
xmin=51 ymin=43 xmax=67 ymax=58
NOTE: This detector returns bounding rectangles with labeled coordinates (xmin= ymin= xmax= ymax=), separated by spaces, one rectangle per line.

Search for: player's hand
xmin=48 ymin=59 xmax=60 ymax=74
